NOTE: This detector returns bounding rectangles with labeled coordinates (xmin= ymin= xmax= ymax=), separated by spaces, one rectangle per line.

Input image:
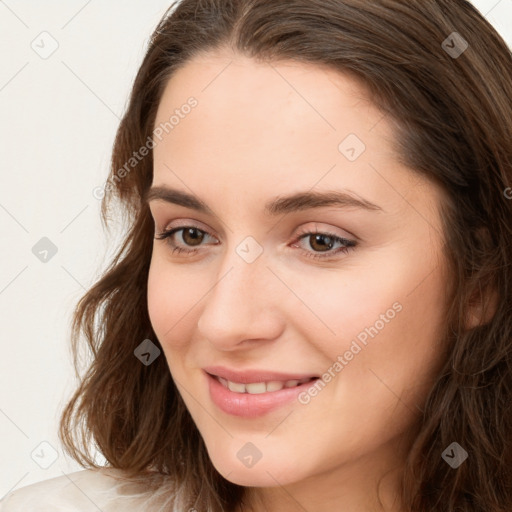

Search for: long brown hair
xmin=59 ymin=1 xmax=512 ymax=510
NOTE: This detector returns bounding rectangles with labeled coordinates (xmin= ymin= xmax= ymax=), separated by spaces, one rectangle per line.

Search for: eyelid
xmin=158 ymin=218 xmax=216 ymax=237
xmin=294 ymin=222 xmax=356 ymax=241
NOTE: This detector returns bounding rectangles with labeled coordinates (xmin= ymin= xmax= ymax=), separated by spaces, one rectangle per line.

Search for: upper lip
xmin=203 ymin=365 xmax=319 ymax=384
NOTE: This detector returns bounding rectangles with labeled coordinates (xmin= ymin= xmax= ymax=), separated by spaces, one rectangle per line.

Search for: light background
xmin=0 ymin=0 xmax=511 ymax=496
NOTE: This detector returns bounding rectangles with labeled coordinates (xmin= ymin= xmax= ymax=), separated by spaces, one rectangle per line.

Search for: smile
xmin=215 ymin=376 xmax=317 ymax=394
xmin=205 ymin=371 xmax=320 ymax=417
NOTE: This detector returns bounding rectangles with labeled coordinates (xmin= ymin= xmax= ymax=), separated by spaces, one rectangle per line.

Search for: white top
xmin=0 ymin=467 xmax=182 ymax=511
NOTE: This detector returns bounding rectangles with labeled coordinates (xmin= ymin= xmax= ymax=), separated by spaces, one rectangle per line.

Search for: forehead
xmin=151 ymin=50 xmax=434 ymax=216
xmin=153 ymin=51 xmax=386 ymax=153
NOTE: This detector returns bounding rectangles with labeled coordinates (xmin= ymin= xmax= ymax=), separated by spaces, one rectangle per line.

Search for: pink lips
xmin=203 ymin=366 xmax=319 ymax=418
xmin=203 ymin=365 xmax=318 ymax=384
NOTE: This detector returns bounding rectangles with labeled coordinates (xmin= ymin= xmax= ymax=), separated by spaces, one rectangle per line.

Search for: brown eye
xmin=292 ymin=230 xmax=357 ymax=261
xmin=307 ymin=234 xmax=336 ymax=252
xmin=155 ymin=225 xmax=218 ymax=255
xmin=181 ymin=227 xmax=205 ymax=246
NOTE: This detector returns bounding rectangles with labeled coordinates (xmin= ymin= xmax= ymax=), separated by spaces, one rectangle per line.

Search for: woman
xmin=2 ymin=0 xmax=511 ymax=511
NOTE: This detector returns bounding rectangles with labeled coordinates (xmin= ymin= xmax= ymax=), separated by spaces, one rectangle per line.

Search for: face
xmin=147 ymin=49 xmax=450 ymax=494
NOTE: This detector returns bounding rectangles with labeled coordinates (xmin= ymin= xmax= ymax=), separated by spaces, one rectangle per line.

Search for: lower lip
xmin=205 ymin=371 xmax=318 ymax=418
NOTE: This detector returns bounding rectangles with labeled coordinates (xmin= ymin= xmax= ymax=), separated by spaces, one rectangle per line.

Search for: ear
xmin=464 ymin=283 xmax=499 ymax=330
xmin=463 ymin=227 xmax=499 ymax=330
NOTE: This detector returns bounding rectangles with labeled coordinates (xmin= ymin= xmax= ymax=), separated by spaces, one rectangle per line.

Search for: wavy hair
xmin=59 ymin=1 xmax=512 ymax=510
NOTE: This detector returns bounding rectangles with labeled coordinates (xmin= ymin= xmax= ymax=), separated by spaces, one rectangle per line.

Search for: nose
xmin=196 ymin=250 xmax=284 ymax=350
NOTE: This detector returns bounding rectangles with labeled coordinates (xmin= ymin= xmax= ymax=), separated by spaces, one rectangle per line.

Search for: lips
xmin=203 ymin=365 xmax=319 ymax=384
xmin=205 ymin=371 xmax=319 ymax=417
xmin=203 ymin=365 xmax=320 ymax=417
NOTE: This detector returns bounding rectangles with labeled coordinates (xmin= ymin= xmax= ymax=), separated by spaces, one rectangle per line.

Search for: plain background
xmin=1 ymin=0 xmax=511 ymax=497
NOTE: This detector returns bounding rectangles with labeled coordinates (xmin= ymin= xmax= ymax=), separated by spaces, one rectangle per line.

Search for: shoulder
xmin=0 ymin=467 xmax=151 ymax=511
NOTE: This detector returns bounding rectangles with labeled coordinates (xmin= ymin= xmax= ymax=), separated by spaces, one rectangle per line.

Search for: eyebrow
xmin=144 ymin=186 xmax=383 ymax=216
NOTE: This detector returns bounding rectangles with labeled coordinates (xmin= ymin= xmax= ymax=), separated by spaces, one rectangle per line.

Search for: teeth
xmin=217 ymin=376 xmax=313 ymax=394
xmin=227 ymin=380 xmax=246 ymax=393
xmin=266 ymin=381 xmax=285 ymax=392
xmin=245 ymin=382 xmax=267 ymax=394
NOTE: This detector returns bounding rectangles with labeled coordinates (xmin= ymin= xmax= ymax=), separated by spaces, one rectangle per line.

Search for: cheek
xmin=300 ymin=236 xmax=447 ymax=368
xmin=317 ymin=254 xmax=448 ymax=416
xmin=147 ymin=254 xmax=214 ymax=352
xmin=147 ymin=256 xmax=189 ymax=349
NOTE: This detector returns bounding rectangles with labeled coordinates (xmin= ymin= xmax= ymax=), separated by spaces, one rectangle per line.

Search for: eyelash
xmin=154 ymin=225 xmax=357 ymax=261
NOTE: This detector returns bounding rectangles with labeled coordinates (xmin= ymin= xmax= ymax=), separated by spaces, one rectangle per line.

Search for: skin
xmin=146 ymin=48 xmax=452 ymax=512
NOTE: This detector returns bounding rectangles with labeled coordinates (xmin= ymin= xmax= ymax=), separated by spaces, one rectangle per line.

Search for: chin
xmin=206 ymin=445 xmax=304 ymax=487
xmin=215 ymin=463 xmax=296 ymax=487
